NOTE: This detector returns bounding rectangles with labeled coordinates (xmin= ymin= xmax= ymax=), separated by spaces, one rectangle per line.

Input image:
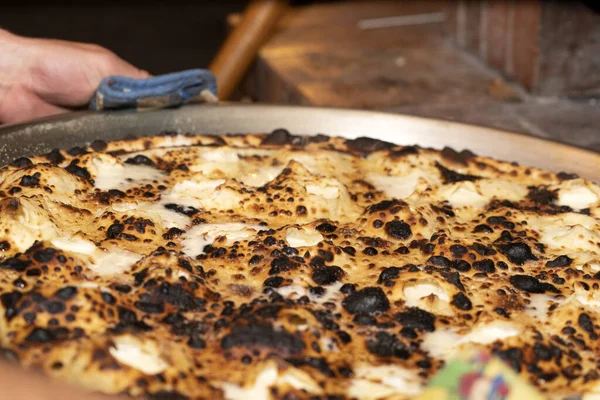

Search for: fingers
xmin=23 ymin=37 xmax=149 ymax=108
xmin=0 ymin=361 xmax=127 ymax=400
xmin=0 ymin=84 xmax=70 ymax=125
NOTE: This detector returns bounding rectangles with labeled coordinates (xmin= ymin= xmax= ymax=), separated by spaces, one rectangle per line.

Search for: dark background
xmin=0 ymin=0 xmax=331 ymax=74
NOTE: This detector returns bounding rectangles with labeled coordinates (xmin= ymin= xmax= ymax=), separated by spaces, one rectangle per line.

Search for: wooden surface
xmin=209 ymin=0 xmax=286 ymax=100
xmin=238 ymin=0 xmax=600 ymax=152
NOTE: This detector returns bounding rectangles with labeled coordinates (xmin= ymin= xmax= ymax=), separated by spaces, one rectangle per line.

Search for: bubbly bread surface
xmin=0 ymin=130 xmax=599 ymax=399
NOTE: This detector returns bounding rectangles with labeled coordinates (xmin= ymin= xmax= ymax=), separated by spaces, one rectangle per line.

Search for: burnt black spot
xmin=125 ymin=155 xmax=155 ymax=166
xmin=10 ymin=157 xmax=33 ymax=168
xmin=345 ymin=137 xmax=395 ymax=156
xmin=46 ymin=301 xmax=66 ymax=314
xmin=509 ymin=275 xmax=559 ymax=294
xmin=366 ymin=331 xmax=410 ymax=359
xmin=493 ymin=347 xmax=523 ymax=372
xmin=533 ymin=343 xmax=552 ymax=361
xmin=342 ymin=246 xmax=356 ymax=256
xmin=497 ymin=242 xmax=537 ymax=265
xmin=427 ymin=256 xmax=451 ymax=268
xmin=90 ymin=140 xmax=108 ymax=152
xmin=1 ymin=291 xmax=22 ymax=321
xmin=221 ymin=323 xmax=305 ymax=354
xmin=134 ymin=301 xmax=164 ymax=314
xmin=0 ymin=241 xmax=10 ymax=251
xmin=451 ymin=292 xmax=472 ymax=310
xmin=451 ymin=259 xmax=471 ymax=272
xmin=557 ymin=172 xmax=579 ymax=181
xmin=431 ymin=204 xmax=455 ymax=218
xmin=340 ymin=283 xmax=355 ymax=294
xmin=67 ymin=146 xmax=86 ymax=156
xmin=545 ymin=255 xmax=572 ymax=268
xmin=106 ymin=223 xmax=124 ymax=239
xmin=395 ymin=307 xmax=435 ymax=332
xmin=384 ymin=221 xmax=412 ymax=240
xmin=114 ymin=284 xmax=132 ymax=293
xmin=473 ymin=259 xmax=495 ymax=273
xmin=389 ymin=146 xmax=419 ymax=158
xmin=470 ymin=243 xmax=497 ymax=256
xmin=19 ymin=173 xmax=40 ymax=187
xmin=261 ymin=128 xmax=308 ymax=147
xmin=269 ymin=256 xmax=298 ymax=275
xmin=441 ymin=271 xmax=465 ymax=291
xmin=187 ymin=336 xmax=206 ymax=349
xmin=65 ymin=161 xmax=91 ymax=180
xmin=353 ymin=313 xmax=377 ymax=326
xmin=363 ymin=247 xmax=378 ymax=256
xmin=527 ymin=186 xmax=558 ymax=205
xmin=434 ymin=161 xmax=481 ymax=184
xmin=440 ymin=147 xmax=476 ymax=166
xmin=474 ymin=224 xmax=494 ymax=233
xmin=286 ymin=356 xmax=335 ymax=377
xmin=342 ymin=287 xmax=390 ymax=314
xmin=163 ymin=227 xmax=185 ymax=240
xmin=315 ymin=222 xmax=337 ymax=233
xmin=377 ymin=267 xmax=401 ymax=284
xmin=366 ymin=199 xmax=406 ymax=213
xmin=44 ymin=149 xmax=65 ymax=165
xmin=25 ymin=328 xmax=56 ymax=343
xmin=120 ymin=233 xmax=138 ymax=242
xmin=101 ymin=292 xmax=116 ymax=304
xmin=249 ymin=255 xmax=263 ymax=265
xmin=263 ymin=276 xmax=284 ymax=288
xmin=55 ymin=286 xmax=77 ymax=300
xmin=578 ymin=313 xmax=597 ymax=339
xmin=0 ymin=257 xmax=31 ymax=272
xmin=312 ymin=266 xmax=344 ymax=286
xmin=33 ymin=248 xmax=56 ymax=262
xmin=164 ymin=203 xmax=199 ymax=217
xmin=108 ymin=189 xmax=126 ymax=198
xmin=449 ymin=245 xmax=468 ymax=258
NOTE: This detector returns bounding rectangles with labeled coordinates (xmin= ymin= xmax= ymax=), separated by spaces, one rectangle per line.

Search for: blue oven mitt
xmin=89 ymin=69 xmax=217 ymax=111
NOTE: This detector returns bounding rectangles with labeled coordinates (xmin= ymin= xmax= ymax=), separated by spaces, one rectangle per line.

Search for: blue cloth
xmin=89 ymin=69 xmax=217 ymax=111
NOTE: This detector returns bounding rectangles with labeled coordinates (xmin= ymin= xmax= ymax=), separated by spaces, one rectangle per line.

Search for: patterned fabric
xmin=417 ymin=350 xmax=544 ymax=400
xmin=89 ymin=69 xmax=217 ymax=111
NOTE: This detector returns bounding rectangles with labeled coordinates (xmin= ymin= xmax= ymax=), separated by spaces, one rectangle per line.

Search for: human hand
xmin=0 ymin=29 xmax=149 ymax=124
xmin=0 ymin=360 xmax=127 ymax=400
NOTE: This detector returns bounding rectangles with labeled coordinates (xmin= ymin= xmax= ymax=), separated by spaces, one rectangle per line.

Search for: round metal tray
xmin=0 ymin=103 xmax=598 ymax=181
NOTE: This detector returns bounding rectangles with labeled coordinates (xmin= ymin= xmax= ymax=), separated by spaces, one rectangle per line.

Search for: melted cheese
xmin=51 ymin=237 xmax=97 ymax=255
xmin=306 ymin=180 xmax=341 ymax=199
xmin=525 ymin=294 xmax=565 ymax=322
xmin=90 ymin=247 xmax=142 ymax=276
xmin=349 ymin=365 xmax=422 ymax=399
xmin=574 ymin=284 xmax=600 ymax=309
xmin=181 ymin=223 xmax=267 ymax=257
xmin=440 ymin=182 xmax=487 ymax=208
xmin=285 ymin=227 xmax=323 ymax=247
xmin=240 ymin=166 xmax=284 ymax=187
xmin=540 ymin=225 xmax=600 ymax=253
xmin=92 ymin=158 xmax=165 ymax=191
xmin=556 ymin=180 xmax=599 ymax=210
xmin=109 ymin=335 xmax=167 ymax=375
xmin=222 ymin=362 xmax=321 ymax=400
xmin=367 ymin=172 xmax=423 ymax=199
xmin=422 ymin=322 xmax=520 ymax=360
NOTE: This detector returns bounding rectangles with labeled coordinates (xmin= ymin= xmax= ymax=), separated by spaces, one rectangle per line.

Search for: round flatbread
xmin=0 ymin=130 xmax=599 ymax=399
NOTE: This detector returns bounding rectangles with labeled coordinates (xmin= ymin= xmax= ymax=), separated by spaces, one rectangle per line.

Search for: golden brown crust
xmin=0 ymin=131 xmax=599 ymax=399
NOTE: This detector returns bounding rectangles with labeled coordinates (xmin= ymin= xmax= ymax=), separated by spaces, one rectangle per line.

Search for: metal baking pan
xmin=0 ymin=103 xmax=598 ymax=181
